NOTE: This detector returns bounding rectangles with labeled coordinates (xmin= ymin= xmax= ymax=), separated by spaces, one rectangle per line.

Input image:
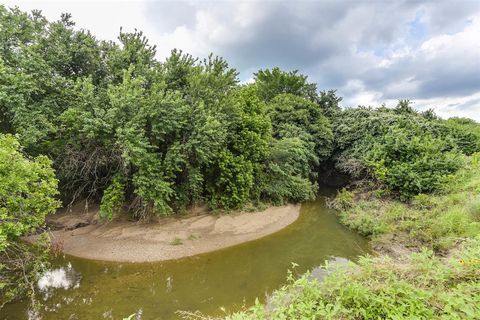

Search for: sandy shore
xmin=32 ymin=204 xmax=300 ymax=263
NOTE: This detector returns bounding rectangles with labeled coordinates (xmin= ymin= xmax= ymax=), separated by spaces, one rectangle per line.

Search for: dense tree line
xmin=1 ymin=5 xmax=480 ymax=307
xmin=331 ymin=101 xmax=480 ymax=198
xmin=1 ymin=5 xmax=479 ymax=220
xmin=0 ymin=7 xmax=339 ymax=220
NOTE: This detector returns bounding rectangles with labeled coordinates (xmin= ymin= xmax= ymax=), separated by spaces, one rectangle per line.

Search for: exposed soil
xmin=28 ymin=203 xmax=300 ymax=262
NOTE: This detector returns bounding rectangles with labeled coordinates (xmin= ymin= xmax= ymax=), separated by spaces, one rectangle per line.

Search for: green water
xmin=2 ymin=197 xmax=369 ymax=320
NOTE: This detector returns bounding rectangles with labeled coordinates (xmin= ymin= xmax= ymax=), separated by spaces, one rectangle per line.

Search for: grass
xmin=222 ymin=239 xmax=480 ymax=320
xmin=332 ymin=154 xmax=480 ymax=252
xmin=187 ymin=234 xmax=198 ymax=240
xmin=205 ymin=153 xmax=480 ymax=319
xmin=171 ymin=237 xmax=184 ymax=246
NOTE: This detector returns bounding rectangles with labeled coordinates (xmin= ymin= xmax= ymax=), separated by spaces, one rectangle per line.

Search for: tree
xmin=261 ymin=137 xmax=318 ymax=204
xmin=268 ymin=93 xmax=333 ymax=163
xmin=0 ymin=134 xmax=60 ymax=306
xmin=331 ymin=102 xmax=471 ymax=199
xmin=254 ymin=67 xmax=318 ymax=102
xmin=318 ymin=89 xmax=342 ymax=117
xmin=0 ymin=134 xmax=59 ymax=249
xmin=206 ymin=85 xmax=271 ymax=208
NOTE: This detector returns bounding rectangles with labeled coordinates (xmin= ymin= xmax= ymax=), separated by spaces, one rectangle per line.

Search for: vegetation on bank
xmin=1 ymin=6 xmax=478 ymax=220
xmin=224 ymin=241 xmax=480 ymax=319
xmin=219 ymin=155 xmax=480 ymax=319
xmin=333 ymin=154 xmax=480 ymax=252
xmin=1 ymin=5 xmax=480 ymax=316
xmin=0 ymin=6 xmax=335 ymax=221
xmin=0 ymin=134 xmax=59 ymax=308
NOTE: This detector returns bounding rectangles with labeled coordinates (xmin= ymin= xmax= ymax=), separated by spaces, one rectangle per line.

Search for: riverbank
xmin=29 ymin=204 xmax=300 ymax=262
xmin=224 ymin=155 xmax=480 ymax=319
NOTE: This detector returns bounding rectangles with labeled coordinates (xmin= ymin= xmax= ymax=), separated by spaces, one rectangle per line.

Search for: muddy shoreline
xmin=29 ymin=204 xmax=301 ymax=263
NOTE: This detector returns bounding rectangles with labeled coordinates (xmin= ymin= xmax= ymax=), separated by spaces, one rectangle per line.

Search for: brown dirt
xmin=29 ymin=204 xmax=300 ymax=263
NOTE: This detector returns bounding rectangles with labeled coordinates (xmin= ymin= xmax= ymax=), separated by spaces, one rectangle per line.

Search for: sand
xmin=32 ymin=204 xmax=300 ymax=263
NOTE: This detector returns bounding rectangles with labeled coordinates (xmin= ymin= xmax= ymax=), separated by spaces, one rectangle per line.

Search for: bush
xmin=329 ymin=188 xmax=354 ymax=210
xmin=366 ymin=128 xmax=462 ymax=199
xmin=0 ymin=134 xmax=59 ymax=307
xmin=0 ymin=134 xmax=59 ymax=250
xmin=332 ymin=154 xmax=480 ymax=250
xmin=225 ymin=238 xmax=480 ymax=320
xmin=332 ymin=103 xmax=475 ymax=200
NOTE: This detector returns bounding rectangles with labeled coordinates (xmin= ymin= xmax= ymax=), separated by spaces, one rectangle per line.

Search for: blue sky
xmin=5 ymin=0 xmax=480 ymax=120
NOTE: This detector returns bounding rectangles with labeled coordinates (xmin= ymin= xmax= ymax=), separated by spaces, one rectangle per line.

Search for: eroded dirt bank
xmin=30 ymin=204 xmax=300 ymax=262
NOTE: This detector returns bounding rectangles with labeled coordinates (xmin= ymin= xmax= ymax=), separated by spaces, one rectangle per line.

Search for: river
xmin=2 ymin=196 xmax=370 ymax=320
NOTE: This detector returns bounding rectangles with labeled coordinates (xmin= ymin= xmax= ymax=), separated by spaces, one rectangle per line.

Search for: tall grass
xmin=333 ymin=154 xmax=480 ymax=251
xmin=225 ymin=238 xmax=480 ymax=319
xmin=218 ymin=154 xmax=480 ymax=319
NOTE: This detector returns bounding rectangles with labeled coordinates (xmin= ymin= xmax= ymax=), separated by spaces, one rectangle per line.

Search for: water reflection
xmin=37 ymin=262 xmax=81 ymax=297
xmin=309 ymin=256 xmax=351 ymax=281
xmin=2 ymin=198 xmax=370 ymax=320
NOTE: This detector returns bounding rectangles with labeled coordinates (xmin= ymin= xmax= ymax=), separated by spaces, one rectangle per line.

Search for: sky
xmin=3 ymin=0 xmax=480 ymax=121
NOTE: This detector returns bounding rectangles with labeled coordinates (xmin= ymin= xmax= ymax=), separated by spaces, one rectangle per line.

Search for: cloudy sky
xmin=4 ymin=0 xmax=480 ymax=120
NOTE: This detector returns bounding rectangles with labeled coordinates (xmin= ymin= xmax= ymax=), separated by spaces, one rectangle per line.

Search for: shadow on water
xmin=2 ymin=194 xmax=370 ymax=320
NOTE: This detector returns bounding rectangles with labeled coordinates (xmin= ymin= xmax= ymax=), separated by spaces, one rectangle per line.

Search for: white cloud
xmin=335 ymin=14 xmax=480 ymax=120
xmin=2 ymin=1 xmax=158 ymax=45
xmin=3 ymin=0 xmax=480 ymax=121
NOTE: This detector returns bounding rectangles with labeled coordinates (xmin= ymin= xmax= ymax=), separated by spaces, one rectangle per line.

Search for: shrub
xmin=0 ymin=134 xmax=60 ymax=249
xmin=332 ymin=104 xmax=472 ymax=200
xmin=366 ymin=128 xmax=462 ymax=199
xmin=225 ymin=238 xmax=480 ymax=320
xmin=329 ymin=188 xmax=354 ymax=210
xmin=0 ymin=134 xmax=59 ymax=307
xmin=99 ymin=174 xmax=126 ymax=219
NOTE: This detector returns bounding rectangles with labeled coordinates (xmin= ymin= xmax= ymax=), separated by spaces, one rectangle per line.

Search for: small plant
xmin=471 ymin=152 xmax=480 ymax=167
xmin=225 ymin=238 xmax=480 ymax=319
xmin=330 ymin=188 xmax=353 ymax=210
xmin=411 ymin=193 xmax=433 ymax=209
xmin=171 ymin=237 xmax=184 ymax=245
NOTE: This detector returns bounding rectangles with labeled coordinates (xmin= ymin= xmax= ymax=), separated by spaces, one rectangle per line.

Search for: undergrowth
xmin=210 ymin=154 xmax=480 ymax=319
xmin=223 ymin=237 xmax=480 ymax=319
xmin=332 ymin=153 xmax=480 ymax=252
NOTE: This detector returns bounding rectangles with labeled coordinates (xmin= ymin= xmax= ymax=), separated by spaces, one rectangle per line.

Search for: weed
xmin=171 ymin=237 xmax=183 ymax=245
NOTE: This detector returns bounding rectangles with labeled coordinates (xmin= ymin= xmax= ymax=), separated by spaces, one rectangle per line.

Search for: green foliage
xmin=366 ymin=128 xmax=461 ymax=199
xmin=318 ymin=89 xmax=342 ymax=118
xmin=254 ymin=67 xmax=318 ymax=102
xmin=0 ymin=134 xmax=58 ymax=307
xmin=330 ymin=188 xmax=353 ymax=211
xmin=261 ymin=138 xmax=318 ymax=204
xmin=99 ymin=174 xmax=126 ymax=219
xmin=268 ymin=93 xmax=333 ymax=162
xmin=0 ymin=6 xmax=334 ymax=216
xmin=332 ymin=102 xmax=476 ymax=199
xmin=253 ymin=92 xmax=332 ymax=205
xmin=208 ymin=150 xmax=254 ymax=209
xmin=443 ymin=117 xmax=480 ymax=155
xmin=0 ymin=134 xmax=59 ymax=250
xmin=334 ymin=154 xmax=480 ymax=250
xmin=205 ymin=85 xmax=271 ymax=209
xmin=226 ymin=238 xmax=480 ymax=319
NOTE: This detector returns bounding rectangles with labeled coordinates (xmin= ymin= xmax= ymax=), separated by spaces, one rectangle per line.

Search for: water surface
xmin=2 ymin=197 xmax=369 ymax=319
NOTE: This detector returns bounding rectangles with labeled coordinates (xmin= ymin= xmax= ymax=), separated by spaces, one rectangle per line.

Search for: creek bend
xmin=2 ymin=196 xmax=370 ymax=320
